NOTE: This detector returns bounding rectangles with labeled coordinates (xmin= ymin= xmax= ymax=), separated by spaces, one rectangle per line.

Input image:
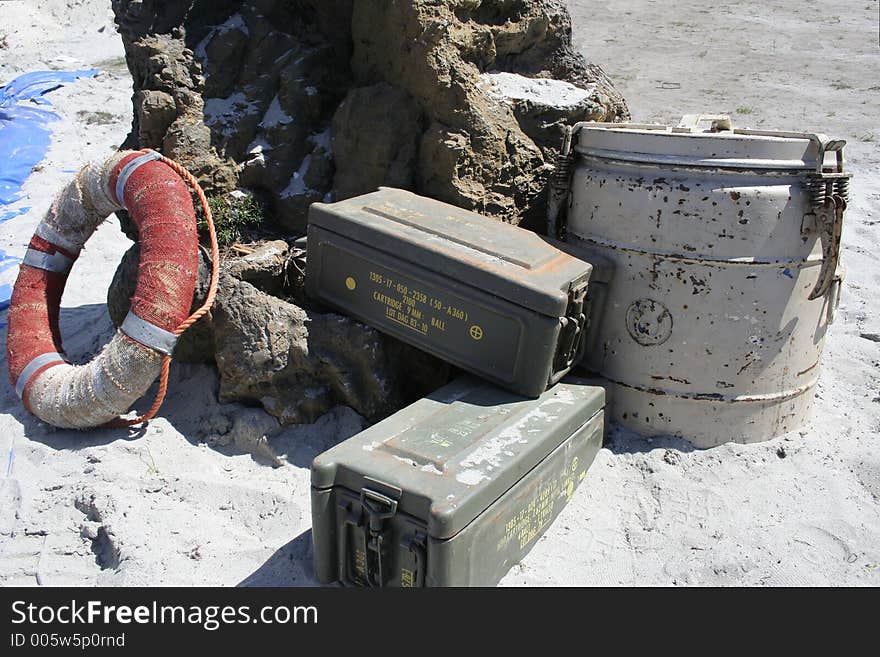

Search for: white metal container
xmin=561 ymin=117 xmax=850 ymax=447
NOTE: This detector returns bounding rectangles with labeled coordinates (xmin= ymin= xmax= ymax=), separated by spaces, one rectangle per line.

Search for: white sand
xmin=0 ymin=0 xmax=877 ymax=586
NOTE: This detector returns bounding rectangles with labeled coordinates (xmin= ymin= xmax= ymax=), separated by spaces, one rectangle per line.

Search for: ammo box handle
xmin=360 ymin=488 xmax=398 ymax=587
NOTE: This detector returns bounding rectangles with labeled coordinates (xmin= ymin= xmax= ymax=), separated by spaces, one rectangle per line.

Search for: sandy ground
xmin=0 ymin=0 xmax=877 ymax=586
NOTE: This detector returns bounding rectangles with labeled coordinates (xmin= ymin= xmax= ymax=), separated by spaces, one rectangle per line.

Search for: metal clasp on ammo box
xmin=338 ymin=487 xmax=398 ymax=587
xmin=550 ymin=282 xmax=589 ymax=384
xmin=361 ymin=488 xmax=398 ymax=588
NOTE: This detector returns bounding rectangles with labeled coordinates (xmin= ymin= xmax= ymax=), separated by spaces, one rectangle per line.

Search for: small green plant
xmin=140 ymin=445 xmax=160 ymax=476
xmin=201 ymin=192 xmax=265 ymax=247
xmin=735 ymin=107 xmax=753 ymax=115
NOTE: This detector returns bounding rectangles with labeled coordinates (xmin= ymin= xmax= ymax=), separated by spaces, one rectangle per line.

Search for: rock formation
xmin=109 ymin=0 xmax=628 ymax=424
xmin=108 ymin=241 xmax=450 ymax=424
xmin=112 ymin=0 xmax=628 ymax=231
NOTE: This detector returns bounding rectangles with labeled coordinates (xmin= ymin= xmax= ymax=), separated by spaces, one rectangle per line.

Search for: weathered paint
xmin=567 ymin=120 xmax=848 ymax=447
xmin=311 ymin=376 xmax=605 ymax=586
xmin=306 ymin=187 xmax=593 ymax=397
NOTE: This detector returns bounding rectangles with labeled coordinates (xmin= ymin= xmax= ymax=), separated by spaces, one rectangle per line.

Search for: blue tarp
xmin=0 ymin=69 xmax=97 ymax=206
xmin=0 ymin=69 xmax=98 ymax=320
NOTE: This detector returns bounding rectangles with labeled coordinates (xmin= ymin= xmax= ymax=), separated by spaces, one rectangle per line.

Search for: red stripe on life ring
xmin=108 ymin=152 xmax=199 ymax=334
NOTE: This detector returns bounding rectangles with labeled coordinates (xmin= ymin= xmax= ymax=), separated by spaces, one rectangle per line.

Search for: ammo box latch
xmin=550 ymin=282 xmax=589 ymax=384
xmin=361 ymin=488 xmax=397 ymax=587
xmin=340 ymin=485 xmax=422 ymax=588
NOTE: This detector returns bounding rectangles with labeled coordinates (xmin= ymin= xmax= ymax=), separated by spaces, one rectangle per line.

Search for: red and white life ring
xmin=6 ymin=150 xmax=214 ymax=429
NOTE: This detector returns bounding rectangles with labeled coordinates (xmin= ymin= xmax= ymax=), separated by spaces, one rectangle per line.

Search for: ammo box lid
xmin=308 ymin=188 xmax=592 ymax=317
xmin=311 ymin=376 xmax=605 ymax=539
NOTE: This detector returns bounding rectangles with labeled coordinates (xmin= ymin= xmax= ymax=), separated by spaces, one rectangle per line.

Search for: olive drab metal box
xmin=310 ymin=376 xmax=605 ymax=587
xmin=305 ymin=188 xmax=594 ymax=397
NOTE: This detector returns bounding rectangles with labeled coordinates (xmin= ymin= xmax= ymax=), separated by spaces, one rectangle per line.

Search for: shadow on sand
xmin=603 ymin=421 xmax=698 ymax=455
xmin=238 ymin=529 xmax=321 ymax=587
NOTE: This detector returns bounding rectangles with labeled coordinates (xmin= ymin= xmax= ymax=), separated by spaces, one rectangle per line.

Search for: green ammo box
xmin=305 ymin=188 xmax=593 ymax=397
xmin=310 ymin=376 xmax=605 ymax=587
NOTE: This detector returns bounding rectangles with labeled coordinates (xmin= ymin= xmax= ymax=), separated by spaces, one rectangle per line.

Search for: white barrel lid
xmin=574 ymin=117 xmax=845 ymax=172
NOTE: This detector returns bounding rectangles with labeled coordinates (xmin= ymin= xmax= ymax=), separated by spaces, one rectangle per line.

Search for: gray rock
xmin=211 ymin=273 xmax=449 ymax=425
xmin=107 ymin=244 xmax=214 ymax=364
xmin=222 ymin=240 xmax=291 ymax=297
xmin=332 ymin=83 xmax=422 ymax=200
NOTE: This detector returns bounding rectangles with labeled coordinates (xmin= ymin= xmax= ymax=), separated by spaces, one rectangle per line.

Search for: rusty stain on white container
xmin=562 ymin=116 xmax=850 ymax=447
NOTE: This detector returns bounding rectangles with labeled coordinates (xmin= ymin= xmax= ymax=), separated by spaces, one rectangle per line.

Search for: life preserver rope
xmin=6 ymin=150 xmax=219 ymax=429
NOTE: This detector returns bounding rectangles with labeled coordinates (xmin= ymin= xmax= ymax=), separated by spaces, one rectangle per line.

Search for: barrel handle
xmin=826 ymin=265 xmax=845 ymax=325
xmin=809 ymin=194 xmax=846 ymax=301
xmin=797 ymin=136 xmax=847 ymax=302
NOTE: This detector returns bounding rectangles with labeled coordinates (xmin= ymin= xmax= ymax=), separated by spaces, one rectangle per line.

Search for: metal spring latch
xmin=804 ymin=139 xmax=850 ymax=301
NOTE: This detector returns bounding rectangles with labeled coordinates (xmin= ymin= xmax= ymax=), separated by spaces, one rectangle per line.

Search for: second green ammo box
xmin=311 ymin=376 xmax=605 ymax=587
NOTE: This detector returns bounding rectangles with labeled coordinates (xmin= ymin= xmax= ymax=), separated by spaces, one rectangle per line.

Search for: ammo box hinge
xmin=550 ymin=282 xmax=589 ymax=384
xmin=400 ymin=532 xmax=427 ymax=587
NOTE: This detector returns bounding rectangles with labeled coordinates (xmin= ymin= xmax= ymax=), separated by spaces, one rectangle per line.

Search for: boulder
xmin=112 ymin=0 xmax=628 ymax=232
xmin=211 ymin=273 xmax=450 ymax=425
xmin=108 ymin=0 xmax=627 ymax=424
xmin=221 ymin=239 xmax=291 ymax=297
